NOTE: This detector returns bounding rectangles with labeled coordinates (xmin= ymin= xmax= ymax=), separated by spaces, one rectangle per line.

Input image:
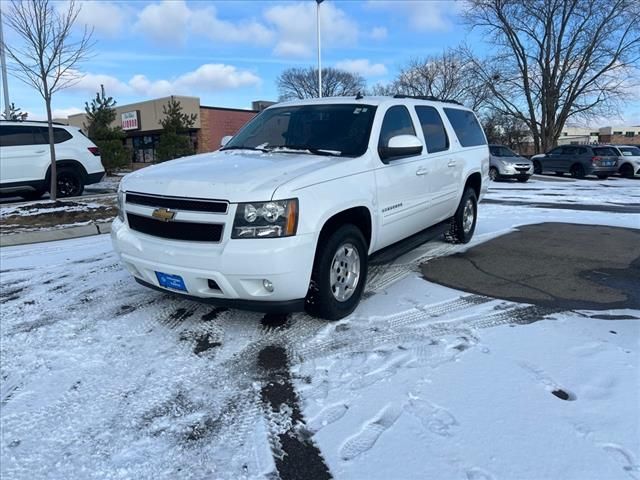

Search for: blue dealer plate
xmin=155 ymin=271 xmax=187 ymax=292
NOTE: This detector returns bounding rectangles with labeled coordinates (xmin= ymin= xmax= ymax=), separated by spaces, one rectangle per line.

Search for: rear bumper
xmin=588 ymin=165 xmax=618 ymax=175
xmin=86 ymin=171 xmax=105 ymax=185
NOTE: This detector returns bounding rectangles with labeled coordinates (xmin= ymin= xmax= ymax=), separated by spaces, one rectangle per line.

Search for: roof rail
xmin=392 ymin=94 xmax=463 ymax=106
xmin=0 ymin=119 xmax=68 ymax=126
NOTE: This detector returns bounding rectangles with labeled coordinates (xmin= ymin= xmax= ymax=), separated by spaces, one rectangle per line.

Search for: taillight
xmin=88 ymin=146 xmax=100 ymax=156
xmin=591 ymin=156 xmax=601 ymax=164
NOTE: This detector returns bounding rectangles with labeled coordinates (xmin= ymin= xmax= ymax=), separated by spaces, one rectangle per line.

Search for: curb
xmin=0 ymin=222 xmax=112 ymax=247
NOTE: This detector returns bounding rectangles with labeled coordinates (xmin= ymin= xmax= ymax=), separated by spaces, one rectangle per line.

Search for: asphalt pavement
xmin=421 ymin=222 xmax=640 ymax=311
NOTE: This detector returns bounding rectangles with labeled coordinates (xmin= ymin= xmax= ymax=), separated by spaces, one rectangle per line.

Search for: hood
xmin=493 ymin=155 xmax=531 ymax=164
xmin=120 ymin=150 xmax=336 ymax=202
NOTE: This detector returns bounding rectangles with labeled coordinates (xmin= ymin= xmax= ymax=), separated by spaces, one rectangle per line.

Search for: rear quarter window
xmin=443 ymin=108 xmax=486 ymax=147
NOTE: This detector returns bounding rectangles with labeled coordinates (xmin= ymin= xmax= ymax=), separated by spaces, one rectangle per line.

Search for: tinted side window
xmin=593 ymin=147 xmax=617 ymax=156
xmin=0 ymin=125 xmax=36 ymax=147
xmin=378 ymin=106 xmax=416 ymax=151
xmin=32 ymin=127 xmax=49 ymax=144
xmin=415 ymin=106 xmax=449 ymax=153
xmin=53 ymin=128 xmax=73 ymax=143
xmin=548 ymin=147 xmax=563 ymax=155
xmin=561 ymin=147 xmax=576 ymax=155
xmin=443 ymin=108 xmax=486 ymax=147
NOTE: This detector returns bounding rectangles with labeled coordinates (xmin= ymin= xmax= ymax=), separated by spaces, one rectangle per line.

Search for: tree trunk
xmin=45 ymin=96 xmax=57 ymax=201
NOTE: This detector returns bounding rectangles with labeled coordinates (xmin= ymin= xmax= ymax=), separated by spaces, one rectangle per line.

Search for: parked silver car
xmin=615 ymin=145 xmax=640 ymax=178
xmin=488 ymin=144 xmax=533 ymax=182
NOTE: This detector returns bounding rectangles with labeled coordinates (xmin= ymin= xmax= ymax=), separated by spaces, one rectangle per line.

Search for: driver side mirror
xmin=220 ymin=135 xmax=233 ymax=148
xmin=379 ymin=134 xmax=423 ymax=163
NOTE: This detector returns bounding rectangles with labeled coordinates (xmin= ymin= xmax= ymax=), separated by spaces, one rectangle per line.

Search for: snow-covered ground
xmin=1 ymin=177 xmax=638 ymax=480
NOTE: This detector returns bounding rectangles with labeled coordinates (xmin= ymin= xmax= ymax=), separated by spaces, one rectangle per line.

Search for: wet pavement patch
xmin=421 ymin=223 xmax=640 ymax=311
xmin=551 ymin=389 xmax=575 ymax=401
xmin=261 ymin=313 xmax=290 ymax=330
xmin=193 ymin=333 xmax=221 ymax=355
xmin=257 ymin=345 xmax=332 ymax=480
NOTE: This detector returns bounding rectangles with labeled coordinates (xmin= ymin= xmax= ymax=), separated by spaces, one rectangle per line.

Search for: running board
xmin=368 ymin=219 xmax=451 ymax=266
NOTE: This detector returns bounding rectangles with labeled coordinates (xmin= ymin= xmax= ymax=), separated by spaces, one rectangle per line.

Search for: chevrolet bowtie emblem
xmin=151 ymin=208 xmax=176 ymax=222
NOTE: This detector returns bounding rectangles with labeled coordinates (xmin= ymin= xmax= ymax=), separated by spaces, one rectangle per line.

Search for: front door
xmin=0 ymin=125 xmax=49 ymax=184
xmin=373 ymin=105 xmax=431 ymax=249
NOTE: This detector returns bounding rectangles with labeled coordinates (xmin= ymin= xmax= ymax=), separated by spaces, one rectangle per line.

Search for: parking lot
xmin=1 ymin=176 xmax=639 ymax=480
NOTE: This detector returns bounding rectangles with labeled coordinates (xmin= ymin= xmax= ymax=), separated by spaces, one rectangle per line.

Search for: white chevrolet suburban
xmin=0 ymin=121 xmax=105 ymax=199
xmin=111 ymin=96 xmax=489 ymax=320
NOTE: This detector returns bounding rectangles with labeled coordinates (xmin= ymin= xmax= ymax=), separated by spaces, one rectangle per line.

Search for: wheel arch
xmin=44 ymin=159 xmax=89 ymax=183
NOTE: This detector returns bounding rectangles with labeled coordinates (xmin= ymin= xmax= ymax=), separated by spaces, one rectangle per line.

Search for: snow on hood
xmin=120 ymin=150 xmax=335 ymax=202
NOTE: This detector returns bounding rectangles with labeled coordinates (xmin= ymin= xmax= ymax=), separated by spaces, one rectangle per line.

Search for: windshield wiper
xmin=220 ymin=145 xmax=269 ymax=152
xmin=266 ymin=145 xmax=342 ymax=156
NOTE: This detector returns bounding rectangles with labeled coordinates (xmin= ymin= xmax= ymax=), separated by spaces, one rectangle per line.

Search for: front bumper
xmin=111 ymin=218 xmax=316 ymax=304
xmin=497 ymin=164 xmax=533 ymax=177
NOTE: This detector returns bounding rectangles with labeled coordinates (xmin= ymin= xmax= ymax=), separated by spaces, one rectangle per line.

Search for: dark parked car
xmin=531 ymin=145 xmax=619 ymax=179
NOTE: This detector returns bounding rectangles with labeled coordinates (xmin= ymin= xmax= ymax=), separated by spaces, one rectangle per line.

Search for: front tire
xmin=489 ymin=167 xmax=499 ymax=181
xmin=305 ymin=224 xmax=368 ymax=320
xmin=446 ymin=188 xmax=477 ymax=244
xmin=533 ymin=160 xmax=542 ymax=174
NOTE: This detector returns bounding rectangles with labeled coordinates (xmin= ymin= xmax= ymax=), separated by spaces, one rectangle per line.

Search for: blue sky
xmin=3 ymin=0 xmax=639 ymax=125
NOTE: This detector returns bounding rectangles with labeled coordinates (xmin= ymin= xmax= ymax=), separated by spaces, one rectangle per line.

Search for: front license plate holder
xmin=155 ymin=271 xmax=187 ymax=292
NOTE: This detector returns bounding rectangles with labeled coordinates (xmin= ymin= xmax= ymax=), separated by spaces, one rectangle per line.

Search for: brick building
xmin=66 ymin=95 xmax=268 ymax=168
xmin=598 ymin=125 xmax=640 ymax=145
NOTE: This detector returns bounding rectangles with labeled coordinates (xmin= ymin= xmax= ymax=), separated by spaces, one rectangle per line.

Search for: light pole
xmin=0 ymin=7 xmax=11 ymax=120
xmin=316 ymin=0 xmax=323 ymax=98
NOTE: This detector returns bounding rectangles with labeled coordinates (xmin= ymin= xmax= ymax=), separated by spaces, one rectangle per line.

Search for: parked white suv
xmin=112 ymin=96 xmax=489 ymax=319
xmin=0 ymin=121 xmax=105 ymax=199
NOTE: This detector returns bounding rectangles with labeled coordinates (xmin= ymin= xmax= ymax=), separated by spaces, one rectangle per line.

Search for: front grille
xmin=127 ymin=213 xmax=223 ymax=242
xmin=126 ymin=192 xmax=228 ymax=213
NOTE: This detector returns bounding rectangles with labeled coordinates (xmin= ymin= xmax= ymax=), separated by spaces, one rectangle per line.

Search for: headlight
xmin=232 ymin=199 xmax=298 ymax=239
xmin=117 ymin=189 xmax=125 ymax=222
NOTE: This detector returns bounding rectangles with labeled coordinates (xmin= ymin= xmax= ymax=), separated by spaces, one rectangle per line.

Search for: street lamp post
xmin=0 ymin=7 xmax=11 ymax=120
xmin=316 ymin=0 xmax=323 ymax=98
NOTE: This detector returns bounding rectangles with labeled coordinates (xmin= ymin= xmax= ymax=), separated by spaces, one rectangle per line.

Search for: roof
xmin=272 ymin=95 xmax=471 ymax=110
xmin=0 ymin=120 xmax=71 ymax=127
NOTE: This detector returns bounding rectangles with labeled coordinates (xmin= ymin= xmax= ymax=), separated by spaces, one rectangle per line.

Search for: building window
xmin=590 ymin=132 xmax=598 ymax=136
xmin=625 ymin=132 xmax=635 ymax=137
xmin=613 ymin=131 xmax=623 ymax=135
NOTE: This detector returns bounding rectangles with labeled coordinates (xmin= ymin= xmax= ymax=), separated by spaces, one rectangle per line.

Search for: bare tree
xmin=277 ymin=67 xmax=366 ymax=100
xmin=464 ymin=0 xmax=640 ymax=153
xmin=381 ymin=49 xmax=491 ymax=110
xmin=3 ymin=0 xmax=93 ymax=200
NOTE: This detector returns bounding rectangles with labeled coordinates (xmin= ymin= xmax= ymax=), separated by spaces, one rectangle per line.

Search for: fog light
xmin=263 ymin=279 xmax=274 ymax=292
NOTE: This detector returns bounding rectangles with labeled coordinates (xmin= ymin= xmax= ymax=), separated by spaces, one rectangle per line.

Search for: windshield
xmin=223 ymin=104 xmax=377 ymax=157
xmin=489 ymin=146 xmax=517 ymax=157
xmin=619 ymin=146 xmax=640 ymax=156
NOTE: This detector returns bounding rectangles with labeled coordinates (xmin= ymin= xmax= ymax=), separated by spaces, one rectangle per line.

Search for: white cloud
xmin=65 ymin=64 xmax=261 ymax=98
xmin=370 ymin=26 xmax=388 ymax=40
xmin=335 ymin=59 xmax=388 ymax=77
xmin=264 ymin=2 xmax=359 ymax=58
xmin=135 ymin=0 xmax=192 ymax=44
xmin=52 ymin=107 xmax=84 ymax=118
xmin=368 ymin=1 xmax=462 ymax=32
xmin=75 ymin=1 xmax=127 ymax=37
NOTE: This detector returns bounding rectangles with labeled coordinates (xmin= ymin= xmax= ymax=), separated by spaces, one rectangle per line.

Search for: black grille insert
xmin=126 ymin=192 xmax=227 ymax=213
xmin=127 ymin=213 xmax=223 ymax=242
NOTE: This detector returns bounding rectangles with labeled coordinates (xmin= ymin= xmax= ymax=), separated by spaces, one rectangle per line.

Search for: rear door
xmin=0 ymin=125 xmax=49 ymax=184
xmin=374 ymin=105 xmax=431 ymax=249
xmin=414 ymin=105 xmax=457 ymax=223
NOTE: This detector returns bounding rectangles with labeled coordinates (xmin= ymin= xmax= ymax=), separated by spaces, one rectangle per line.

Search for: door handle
xmin=447 ymin=160 xmax=457 ymax=167
xmin=35 ymin=150 xmax=46 ymax=154
xmin=416 ymin=168 xmax=428 ymax=176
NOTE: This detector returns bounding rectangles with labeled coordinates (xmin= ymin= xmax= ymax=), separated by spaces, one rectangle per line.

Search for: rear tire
xmin=305 ymin=224 xmax=368 ymax=321
xmin=619 ymin=163 xmax=634 ymax=178
xmin=446 ymin=188 xmax=477 ymax=244
xmin=570 ymin=164 xmax=585 ymax=179
xmin=533 ymin=160 xmax=542 ymax=174
xmin=489 ymin=167 xmax=499 ymax=181
xmin=55 ymin=168 xmax=84 ymax=197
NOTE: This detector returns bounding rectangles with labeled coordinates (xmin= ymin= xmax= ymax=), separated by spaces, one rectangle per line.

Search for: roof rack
xmin=0 ymin=119 xmax=68 ymax=126
xmin=392 ymin=94 xmax=463 ymax=106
